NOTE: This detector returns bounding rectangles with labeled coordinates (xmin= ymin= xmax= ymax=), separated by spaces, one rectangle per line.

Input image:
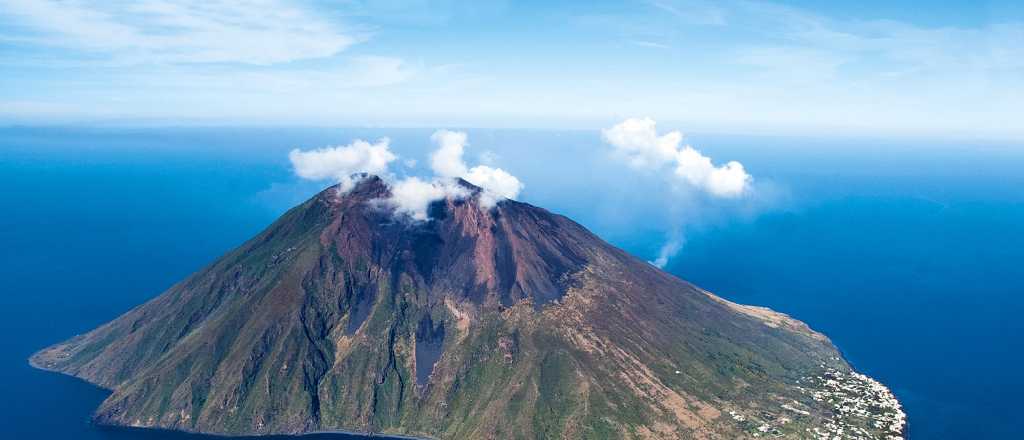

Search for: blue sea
xmin=1 ymin=126 xmax=1022 ymax=439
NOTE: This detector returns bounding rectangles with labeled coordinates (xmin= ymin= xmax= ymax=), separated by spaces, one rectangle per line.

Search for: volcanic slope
xmin=32 ymin=176 xmax=905 ymax=439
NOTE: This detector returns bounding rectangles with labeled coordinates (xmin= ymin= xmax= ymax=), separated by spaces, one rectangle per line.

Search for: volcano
xmin=31 ymin=176 xmax=904 ymax=439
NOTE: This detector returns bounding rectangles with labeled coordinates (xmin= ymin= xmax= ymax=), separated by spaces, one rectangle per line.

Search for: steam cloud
xmin=602 ymin=117 xmax=754 ymax=268
xmin=602 ymin=117 xmax=751 ymax=198
xmin=288 ymin=139 xmax=397 ymax=192
xmin=288 ymin=130 xmax=523 ymax=220
xmin=287 ymin=120 xmax=749 ymax=266
xmin=650 ymin=236 xmax=684 ymax=269
xmin=386 ymin=177 xmax=469 ymax=221
xmin=430 ymin=130 xmax=524 ymax=207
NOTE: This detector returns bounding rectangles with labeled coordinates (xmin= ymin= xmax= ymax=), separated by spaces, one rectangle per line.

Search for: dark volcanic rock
xmin=30 ymin=176 xmax=904 ymax=439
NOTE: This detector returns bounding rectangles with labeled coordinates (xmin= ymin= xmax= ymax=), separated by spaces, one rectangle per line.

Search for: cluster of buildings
xmin=799 ymin=367 xmax=907 ymax=440
xmin=724 ymin=366 xmax=906 ymax=439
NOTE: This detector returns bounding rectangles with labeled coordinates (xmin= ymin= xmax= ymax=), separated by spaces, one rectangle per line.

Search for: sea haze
xmin=1 ymin=127 xmax=1022 ymax=439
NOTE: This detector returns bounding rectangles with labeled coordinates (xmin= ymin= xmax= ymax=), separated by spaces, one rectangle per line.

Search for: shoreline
xmin=30 ymin=350 xmax=904 ymax=440
xmin=27 ymin=358 xmax=430 ymax=440
xmin=97 ymin=424 xmax=429 ymax=440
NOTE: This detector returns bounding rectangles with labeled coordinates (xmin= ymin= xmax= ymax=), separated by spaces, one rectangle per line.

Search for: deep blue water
xmin=1 ymin=127 xmax=1022 ymax=439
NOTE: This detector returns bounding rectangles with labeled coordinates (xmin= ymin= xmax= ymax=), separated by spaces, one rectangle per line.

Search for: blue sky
xmin=1 ymin=0 xmax=1021 ymax=138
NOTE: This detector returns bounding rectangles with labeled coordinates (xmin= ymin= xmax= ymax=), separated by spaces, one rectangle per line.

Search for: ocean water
xmin=1 ymin=126 xmax=1022 ymax=438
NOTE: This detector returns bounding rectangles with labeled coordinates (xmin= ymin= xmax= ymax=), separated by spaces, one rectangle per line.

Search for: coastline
xmin=29 ymin=341 xmax=904 ymax=440
xmin=833 ymin=338 xmax=909 ymax=438
xmin=705 ymin=292 xmax=907 ymax=439
xmin=27 ymin=356 xmax=430 ymax=440
xmin=97 ymin=425 xmax=429 ymax=440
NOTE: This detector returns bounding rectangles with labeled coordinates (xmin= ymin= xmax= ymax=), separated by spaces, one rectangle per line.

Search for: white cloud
xmin=386 ymin=177 xmax=468 ymax=221
xmin=155 ymin=56 xmax=415 ymax=92
xmin=630 ymin=40 xmax=672 ymax=49
xmin=650 ymin=0 xmax=727 ymax=26
xmin=601 ymin=117 xmax=683 ymax=168
xmin=288 ymin=129 xmax=524 ymax=220
xmin=602 ymin=117 xmax=751 ymax=198
xmin=0 ymin=0 xmax=356 ymax=65
xmin=429 ymin=129 xmax=524 ymax=207
xmin=603 ymin=117 xmax=756 ymax=269
xmin=429 ymin=129 xmax=469 ymax=178
xmin=288 ymin=138 xmax=396 ymax=192
xmin=465 ymin=166 xmax=523 ymax=208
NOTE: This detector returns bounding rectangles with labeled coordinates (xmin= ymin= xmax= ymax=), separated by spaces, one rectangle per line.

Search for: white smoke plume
xmin=430 ymin=129 xmax=524 ymax=208
xmin=430 ymin=130 xmax=470 ymax=177
xmin=603 ymin=117 xmax=754 ymax=269
xmin=288 ymin=138 xmax=396 ymax=192
xmin=650 ymin=237 xmax=683 ymax=269
xmin=386 ymin=177 xmax=468 ymax=221
xmin=289 ymin=130 xmax=523 ymax=220
xmin=602 ymin=117 xmax=751 ymax=198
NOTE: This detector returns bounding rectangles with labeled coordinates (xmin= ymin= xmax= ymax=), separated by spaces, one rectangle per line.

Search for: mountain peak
xmin=311 ymin=176 xmax=595 ymax=309
xmin=320 ymin=175 xmax=497 ymax=219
